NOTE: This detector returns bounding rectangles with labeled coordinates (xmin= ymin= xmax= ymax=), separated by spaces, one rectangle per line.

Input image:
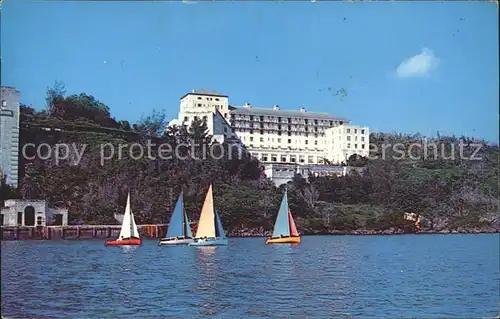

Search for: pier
xmin=0 ymin=224 xmax=189 ymax=241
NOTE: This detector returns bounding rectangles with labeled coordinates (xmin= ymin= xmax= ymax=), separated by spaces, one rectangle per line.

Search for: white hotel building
xmin=169 ymin=89 xmax=369 ymax=166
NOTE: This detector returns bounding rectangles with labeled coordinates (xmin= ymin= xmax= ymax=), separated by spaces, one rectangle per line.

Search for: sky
xmin=2 ymin=0 xmax=498 ymax=143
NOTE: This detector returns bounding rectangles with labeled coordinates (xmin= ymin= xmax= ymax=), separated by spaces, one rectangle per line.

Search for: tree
xmin=300 ymin=183 xmax=319 ymax=209
xmin=133 ymin=109 xmax=168 ymax=137
xmin=347 ymin=154 xmax=369 ymax=167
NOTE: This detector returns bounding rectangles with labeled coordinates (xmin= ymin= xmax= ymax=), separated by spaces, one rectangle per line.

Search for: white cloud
xmin=396 ymin=48 xmax=440 ymax=79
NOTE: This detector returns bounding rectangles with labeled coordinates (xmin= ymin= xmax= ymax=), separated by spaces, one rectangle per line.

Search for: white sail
xmin=117 ymin=193 xmax=139 ymax=240
xmin=195 ymin=185 xmax=216 ymax=238
xmin=131 ymin=211 xmax=140 ymax=238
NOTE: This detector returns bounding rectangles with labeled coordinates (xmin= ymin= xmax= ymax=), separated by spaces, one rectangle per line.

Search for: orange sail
xmin=288 ymin=210 xmax=299 ymax=236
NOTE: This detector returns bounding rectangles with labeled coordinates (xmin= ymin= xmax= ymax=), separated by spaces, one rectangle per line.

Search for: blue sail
xmin=166 ymin=191 xmax=184 ymax=238
xmin=184 ymin=210 xmax=193 ymax=238
xmin=272 ymin=191 xmax=291 ymax=237
xmin=215 ymin=210 xmax=226 ymax=239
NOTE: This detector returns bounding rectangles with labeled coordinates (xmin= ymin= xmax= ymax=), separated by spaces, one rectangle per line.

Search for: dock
xmin=0 ymin=224 xmax=190 ymax=241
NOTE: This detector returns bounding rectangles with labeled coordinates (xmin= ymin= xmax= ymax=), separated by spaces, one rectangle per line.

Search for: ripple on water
xmin=1 ymin=235 xmax=499 ymax=318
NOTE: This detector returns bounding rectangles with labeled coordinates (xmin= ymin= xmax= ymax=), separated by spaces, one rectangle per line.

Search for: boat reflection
xmin=193 ymin=246 xmax=226 ymax=317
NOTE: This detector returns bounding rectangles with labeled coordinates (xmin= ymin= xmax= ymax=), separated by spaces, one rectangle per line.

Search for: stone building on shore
xmin=1 ymin=199 xmax=68 ymax=227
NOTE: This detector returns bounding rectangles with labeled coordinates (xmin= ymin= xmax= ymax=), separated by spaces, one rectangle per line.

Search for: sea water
xmin=1 ymin=234 xmax=499 ymax=318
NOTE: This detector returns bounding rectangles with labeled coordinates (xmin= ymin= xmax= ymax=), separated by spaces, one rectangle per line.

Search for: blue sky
xmin=2 ymin=1 xmax=498 ymax=142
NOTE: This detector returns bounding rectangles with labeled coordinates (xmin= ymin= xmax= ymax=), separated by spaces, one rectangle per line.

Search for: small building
xmin=0 ymin=199 xmax=68 ymax=227
xmin=263 ymin=163 xmax=352 ymax=186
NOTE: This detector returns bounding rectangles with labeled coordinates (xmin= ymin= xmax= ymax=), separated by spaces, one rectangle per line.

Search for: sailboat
xmin=105 ymin=193 xmax=141 ymax=246
xmin=159 ymin=190 xmax=194 ymax=245
xmin=189 ymin=185 xmax=228 ymax=246
xmin=266 ymin=189 xmax=301 ymax=244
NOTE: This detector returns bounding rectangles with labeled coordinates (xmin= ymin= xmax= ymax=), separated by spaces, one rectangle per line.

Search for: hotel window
xmin=330 ymin=121 xmax=333 ymax=126
xmin=263 ymin=155 xmax=268 ymax=161
xmin=250 ymin=130 xmax=254 ymax=134
xmin=260 ymin=137 xmax=264 ymax=142
xmin=347 ymin=136 xmax=351 ymax=141
xmin=215 ymin=98 xmax=219 ymax=101
xmin=305 ymin=119 xmax=309 ymax=124
xmin=288 ymin=118 xmax=292 ymax=123
xmin=346 ymin=129 xmax=351 ymax=133
xmin=194 ymin=116 xmax=198 ymax=121
xmin=197 ymin=97 xmax=202 ymax=100
xmin=260 ymin=116 xmax=264 ymax=121
xmin=272 ymin=156 xmax=277 ymax=162
xmin=305 ymin=127 xmax=309 ymax=132
xmin=361 ymin=137 xmax=365 ymax=141
xmin=355 ymin=136 xmax=358 ymax=141
xmin=250 ymin=115 xmax=254 ymax=121
xmin=278 ymin=138 xmax=281 ymax=143
xmin=278 ymin=131 xmax=282 ymax=136
xmin=278 ymin=117 xmax=282 ymax=122
xmin=305 ymin=140 xmax=308 ymax=144
xmin=288 ymin=125 xmax=291 ymax=130
xmin=249 ymin=144 xmax=254 ymax=147
xmin=361 ymin=144 xmax=365 ymax=149
xmin=361 ymin=129 xmax=365 ymax=134
xmin=250 ymin=137 xmax=254 ymax=141
xmin=224 ymin=127 xmax=227 ymax=133
xmin=281 ymin=157 xmax=287 ymax=162
xmin=314 ymin=119 xmax=318 ymax=125
xmin=355 ymin=129 xmax=357 ymax=134
xmin=288 ymin=139 xmax=292 ymax=143
xmin=347 ymin=143 xmax=351 ymax=148
xmin=288 ymin=132 xmax=292 ymax=136
xmin=314 ymin=134 xmax=318 ymax=138
xmin=308 ymin=156 xmax=314 ymax=163
xmin=197 ymin=104 xmax=202 ymax=107
xmin=260 ymin=130 xmax=264 ymax=135
xmin=355 ymin=144 xmax=358 ymax=149
xmin=184 ymin=116 xmax=189 ymax=122
xmin=291 ymin=157 xmax=296 ymax=163
xmin=314 ymin=140 xmax=318 ymax=145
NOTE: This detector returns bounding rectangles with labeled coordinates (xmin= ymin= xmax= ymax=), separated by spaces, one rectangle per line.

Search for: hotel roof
xmin=181 ymin=89 xmax=228 ymax=99
xmin=231 ymin=106 xmax=349 ymax=121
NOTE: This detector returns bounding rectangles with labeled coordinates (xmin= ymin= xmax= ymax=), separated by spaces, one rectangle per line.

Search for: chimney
xmin=244 ymin=103 xmax=252 ymax=108
xmin=273 ymin=105 xmax=279 ymax=110
xmin=300 ymin=106 xmax=306 ymax=112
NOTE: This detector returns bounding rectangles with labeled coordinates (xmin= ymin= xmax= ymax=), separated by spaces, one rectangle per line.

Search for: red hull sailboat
xmin=105 ymin=193 xmax=141 ymax=246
